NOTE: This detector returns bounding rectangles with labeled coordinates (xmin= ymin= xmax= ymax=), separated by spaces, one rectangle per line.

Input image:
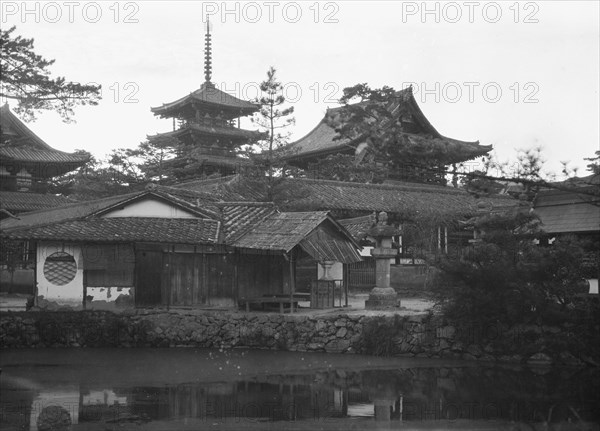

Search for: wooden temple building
xmin=149 ymin=21 xmax=262 ymax=178
xmin=0 ymin=104 xmax=88 ymax=217
xmin=0 ymin=188 xmax=361 ymax=310
xmin=280 ymin=86 xmax=492 ymax=185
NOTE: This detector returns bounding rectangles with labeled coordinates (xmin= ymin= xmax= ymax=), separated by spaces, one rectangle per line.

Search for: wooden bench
xmin=239 ymin=293 xmax=310 ymax=313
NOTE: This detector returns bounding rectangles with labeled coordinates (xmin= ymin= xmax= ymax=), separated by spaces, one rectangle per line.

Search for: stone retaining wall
xmin=0 ymin=310 xmax=594 ymax=366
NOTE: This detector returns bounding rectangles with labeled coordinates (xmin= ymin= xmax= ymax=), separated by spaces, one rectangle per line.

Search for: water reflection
xmin=1 ymin=349 xmax=598 ymax=430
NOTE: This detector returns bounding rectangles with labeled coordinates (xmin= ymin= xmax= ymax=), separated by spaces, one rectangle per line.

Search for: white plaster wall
xmin=37 ymin=242 xmax=84 ymax=306
xmin=102 ymin=199 xmax=197 ymax=218
xmin=87 ymin=287 xmax=131 ymax=301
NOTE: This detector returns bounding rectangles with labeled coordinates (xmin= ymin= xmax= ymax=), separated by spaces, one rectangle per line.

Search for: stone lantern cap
xmin=366 ymin=212 xmax=400 ymax=238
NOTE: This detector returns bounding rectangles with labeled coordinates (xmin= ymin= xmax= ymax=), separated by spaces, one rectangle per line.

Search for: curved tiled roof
xmin=281 ymin=87 xmax=491 ymax=164
xmin=0 ymin=104 xmax=89 ymax=166
xmin=151 ymin=82 xmax=259 ymax=117
xmin=1 ymin=146 xmax=89 ymax=165
xmin=150 ymin=122 xmax=263 ymax=141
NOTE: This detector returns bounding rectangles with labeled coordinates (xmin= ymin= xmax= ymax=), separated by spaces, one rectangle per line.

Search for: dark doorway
xmin=135 ymin=250 xmax=163 ymax=306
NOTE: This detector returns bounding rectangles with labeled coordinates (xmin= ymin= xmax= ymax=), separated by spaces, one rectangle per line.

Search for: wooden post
xmin=344 ymin=264 xmax=348 ymax=308
xmin=202 ymin=253 xmax=207 ymax=305
xmin=289 ymin=249 xmax=295 ymax=314
xmin=82 ymin=269 xmax=87 ymax=310
xmin=33 ymin=241 xmax=38 ymax=308
xmin=444 ymin=226 xmax=448 ymax=254
xmin=167 ymin=249 xmax=172 ymax=311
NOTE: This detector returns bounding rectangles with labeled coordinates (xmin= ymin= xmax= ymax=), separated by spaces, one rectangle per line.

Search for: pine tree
xmin=0 ymin=26 xmax=101 ymax=123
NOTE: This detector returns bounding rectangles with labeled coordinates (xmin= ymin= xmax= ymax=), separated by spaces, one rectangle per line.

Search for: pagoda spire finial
xmin=204 ymin=17 xmax=212 ymax=84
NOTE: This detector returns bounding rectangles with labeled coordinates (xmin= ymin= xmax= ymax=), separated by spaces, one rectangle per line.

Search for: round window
xmin=43 ymin=252 xmax=77 ymax=286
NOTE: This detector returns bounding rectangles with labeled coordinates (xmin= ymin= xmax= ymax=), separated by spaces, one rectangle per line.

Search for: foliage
xmin=250 ymin=66 xmax=295 ymax=158
xmin=308 ymin=153 xmax=388 ymax=183
xmin=584 ymin=150 xmax=600 ymax=175
xmin=326 ymin=83 xmax=462 ymax=185
xmin=242 ymin=66 xmax=296 ymax=198
xmin=431 ymin=211 xmax=596 ymax=330
xmin=125 ymin=137 xmax=177 ymax=185
xmin=0 ymin=26 xmax=101 ymax=123
xmin=49 ymin=149 xmax=146 ymax=199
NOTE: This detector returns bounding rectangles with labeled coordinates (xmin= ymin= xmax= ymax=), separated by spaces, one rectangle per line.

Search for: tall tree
xmin=136 ymin=136 xmax=177 ymax=185
xmin=249 ymin=67 xmax=295 ymax=196
xmin=0 ymin=26 xmax=101 ymax=123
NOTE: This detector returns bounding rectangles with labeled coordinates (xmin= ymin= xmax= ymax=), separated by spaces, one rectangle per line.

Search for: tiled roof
xmin=230 ymin=211 xmax=362 ymax=263
xmin=174 ymin=175 xmax=516 ymax=222
xmin=3 ymin=217 xmax=220 ymax=244
xmin=145 ymin=184 xmax=222 ymax=217
xmin=534 ymin=184 xmax=600 ymax=234
xmin=0 ymin=190 xmax=213 ymax=231
xmin=151 ymin=82 xmax=259 ymax=117
xmin=0 ymin=146 xmax=89 ymax=165
xmin=1 ymin=188 xmax=360 ymax=261
xmin=280 ymin=87 xmax=491 ymax=164
xmin=218 ymin=202 xmax=277 ymax=242
xmin=0 ymin=104 xmax=89 ymax=166
xmin=338 ymin=213 xmax=376 ymax=241
xmin=150 ymin=122 xmax=263 ymax=141
xmin=0 ymin=191 xmax=74 ymax=213
xmin=1 ymin=192 xmax=139 ymax=230
xmin=173 ymin=175 xmax=268 ymax=201
xmin=232 ymin=211 xmax=330 ymax=252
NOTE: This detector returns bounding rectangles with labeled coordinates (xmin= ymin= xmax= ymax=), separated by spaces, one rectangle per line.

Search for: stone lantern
xmin=365 ymin=212 xmax=400 ymax=309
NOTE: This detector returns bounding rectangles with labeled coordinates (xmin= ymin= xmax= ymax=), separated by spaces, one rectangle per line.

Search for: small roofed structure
xmin=1 ymin=190 xmax=360 ymax=311
xmin=533 ymin=174 xmax=600 ymax=236
xmin=280 ymin=87 xmax=491 ymax=183
xmin=0 ymin=104 xmax=89 ymax=215
xmin=148 ymin=20 xmax=263 ymax=178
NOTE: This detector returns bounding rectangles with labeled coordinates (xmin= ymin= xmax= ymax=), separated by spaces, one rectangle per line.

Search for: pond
xmin=1 ymin=348 xmax=598 ymax=430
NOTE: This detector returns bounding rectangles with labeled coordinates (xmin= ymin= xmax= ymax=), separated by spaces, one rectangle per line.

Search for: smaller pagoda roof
xmin=280 ymin=87 xmax=491 ymax=165
xmin=149 ymin=122 xmax=264 ymax=142
xmin=151 ymin=82 xmax=259 ymax=118
xmin=1 ymin=104 xmax=89 ymax=172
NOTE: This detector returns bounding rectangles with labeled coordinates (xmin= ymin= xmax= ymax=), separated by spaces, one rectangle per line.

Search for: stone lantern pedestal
xmin=365 ymin=212 xmax=400 ymax=310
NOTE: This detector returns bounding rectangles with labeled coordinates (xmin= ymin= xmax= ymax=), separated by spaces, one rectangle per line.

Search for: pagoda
xmin=0 ymin=104 xmax=89 ymax=217
xmin=149 ymin=20 xmax=263 ymax=178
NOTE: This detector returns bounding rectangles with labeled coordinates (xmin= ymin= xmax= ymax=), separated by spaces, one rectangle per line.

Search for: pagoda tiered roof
xmin=281 ymin=87 xmax=492 ymax=166
xmin=149 ymin=120 xmax=264 ymax=142
xmin=151 ymin=82 xmax=259 ymax=120
xmin=0 ymin=104 xmax=89 ymax=176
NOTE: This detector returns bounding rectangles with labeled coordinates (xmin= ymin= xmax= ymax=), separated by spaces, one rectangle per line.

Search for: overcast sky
xmin=2 ymin=1 xmax=599 ymax=177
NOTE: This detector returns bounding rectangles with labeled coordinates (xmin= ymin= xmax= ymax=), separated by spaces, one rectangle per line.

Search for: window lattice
xmin=43 ymin=252 xmax=77 ymax=286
